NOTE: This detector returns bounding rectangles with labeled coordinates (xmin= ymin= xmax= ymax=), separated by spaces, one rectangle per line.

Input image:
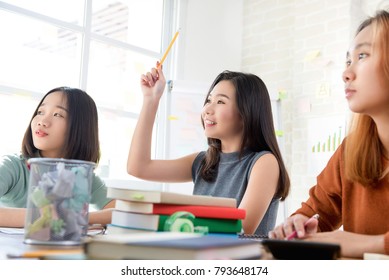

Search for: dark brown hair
xmin=22 ymin=87 xmax=100 ymax=163
xmin=199 ymin=71 xmax=290 ymax=200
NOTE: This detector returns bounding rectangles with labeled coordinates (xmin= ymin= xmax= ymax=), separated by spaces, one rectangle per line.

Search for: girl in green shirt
xmin=0 ymin=87 xmax=114 ymax=227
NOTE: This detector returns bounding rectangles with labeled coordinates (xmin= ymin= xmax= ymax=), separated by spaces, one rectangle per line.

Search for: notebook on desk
xmin=238 ymin=233 xmax=268 ymax=240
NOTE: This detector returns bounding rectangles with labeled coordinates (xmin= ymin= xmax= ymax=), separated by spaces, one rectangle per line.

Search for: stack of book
xmin=106 ymin=187 xmax=246 ymax=235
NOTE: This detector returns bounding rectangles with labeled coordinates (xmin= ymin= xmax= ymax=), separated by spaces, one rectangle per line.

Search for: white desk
xmin=0 ymin=230 xmax=26 ymax=259
xmin=0 ymin=229 xmax=84 ymax=259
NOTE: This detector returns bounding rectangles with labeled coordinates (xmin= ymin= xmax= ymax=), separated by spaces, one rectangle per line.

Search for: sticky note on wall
xmin=304 ymin=50 xmax=321 ymax=62
xmin=168 ymin=115 xmax=179 ymax=120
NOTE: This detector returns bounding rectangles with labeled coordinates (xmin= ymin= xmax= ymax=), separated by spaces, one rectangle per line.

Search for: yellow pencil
xmin=7 ymin=248 xmax=83 ymax=259
xmin=159 ymin=30 xmax=180 ymax=67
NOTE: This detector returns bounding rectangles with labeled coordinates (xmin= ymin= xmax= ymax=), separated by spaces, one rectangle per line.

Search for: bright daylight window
xmin=0 ymin=0 xmax=172 ymax=182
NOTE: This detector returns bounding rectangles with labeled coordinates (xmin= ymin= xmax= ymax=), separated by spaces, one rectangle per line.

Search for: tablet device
xmin=261 ymin=239 xmax=341 ymax=260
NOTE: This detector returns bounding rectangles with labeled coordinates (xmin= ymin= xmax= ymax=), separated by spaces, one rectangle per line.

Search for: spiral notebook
xmin=238 ymin=233 xmax=268 ymax=241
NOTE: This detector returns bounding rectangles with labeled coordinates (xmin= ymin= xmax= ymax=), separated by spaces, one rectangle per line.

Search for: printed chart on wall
xmin=307 ymin=116 xmax=347 ymax=175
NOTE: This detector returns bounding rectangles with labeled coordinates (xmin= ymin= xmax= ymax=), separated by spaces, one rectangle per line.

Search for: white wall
xmin=175 ymin=0 xmax=243 ymax=84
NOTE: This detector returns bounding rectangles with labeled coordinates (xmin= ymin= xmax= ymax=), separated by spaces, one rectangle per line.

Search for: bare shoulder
xmin=255 ymin=152 xmax=278 ymax=167
xmin=251 ymin=152 xmax=279 ymax=177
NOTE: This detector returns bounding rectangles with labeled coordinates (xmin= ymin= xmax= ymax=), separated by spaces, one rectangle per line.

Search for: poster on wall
xmin=307 ymin=115 xmax=347 ymax=175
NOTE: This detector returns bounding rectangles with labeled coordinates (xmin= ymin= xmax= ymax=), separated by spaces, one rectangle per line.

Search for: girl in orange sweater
xmin=269 ymin=10 xmax=389 ymax=258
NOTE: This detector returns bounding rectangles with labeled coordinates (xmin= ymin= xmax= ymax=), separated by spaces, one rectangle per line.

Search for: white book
xmin=105 ymin=179 xmax=162 ymax=191
xmin=111 ymin=210 xmax=160 ymax=231
xmin=107 ymin=187 xmax=236 ymax=208
xmin=114 ymin=199 xmax=154 ymax=213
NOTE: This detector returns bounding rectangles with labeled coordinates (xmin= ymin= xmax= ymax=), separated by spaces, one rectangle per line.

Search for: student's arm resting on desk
xmin=239 ymin=153 xmax=279 ymax=234
xmin=302 ymin=230 xmax=387 ymax=258
xmin=0 ymin=200 xmax=116 ymax=228
xmin=88 ymin=200 xmax=115 ymax=225
xmin=269 ymin=213 xmax=388 ymax=258
xmin=268 ymin=146 xmax=389 ymax=258
xmin=127 ymin=66 xmax=197 ymax=183
xmin=0 ymin=207 xmax=26 ymax=227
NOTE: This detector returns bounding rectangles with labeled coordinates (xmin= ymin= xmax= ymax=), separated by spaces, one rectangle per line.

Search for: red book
xmin=115 ymin=200 xmax=246 ymax=220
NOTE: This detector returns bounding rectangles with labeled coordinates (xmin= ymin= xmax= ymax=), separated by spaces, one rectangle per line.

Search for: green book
xmin=111 ymin=210 xmax=242 ymax=233
xmin=158 ymin=215 xmax=242 ymax=233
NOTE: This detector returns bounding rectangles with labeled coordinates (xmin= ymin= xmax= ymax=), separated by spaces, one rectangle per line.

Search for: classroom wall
xmin=175 ymin=0 xmax=243 ymax=84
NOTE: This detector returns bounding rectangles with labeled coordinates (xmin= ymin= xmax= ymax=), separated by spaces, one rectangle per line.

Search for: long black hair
xmin=199 ymin=71 xmax=290 ymax=200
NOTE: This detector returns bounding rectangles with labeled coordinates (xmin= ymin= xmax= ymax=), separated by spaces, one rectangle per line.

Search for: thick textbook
xmin=115 ymin=200 xmax=246 ymax=219
xmin=85 ymin=233 xmax=262 ymax=260
xmin=107 ymin=187 xmax=236 ymax=208
xmin=111 ymin=210 xmax=242 ymax=233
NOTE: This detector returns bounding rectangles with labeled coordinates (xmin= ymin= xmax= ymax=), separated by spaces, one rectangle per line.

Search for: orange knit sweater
xmin=294 ymin=142 xmax=389 ymax=254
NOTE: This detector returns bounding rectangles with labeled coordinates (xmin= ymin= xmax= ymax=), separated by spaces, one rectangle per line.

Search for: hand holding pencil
xmin=268 ymin=213 xmax=319 ymax=240
xmin=286 ymin=214 xmax=319 ymax=240
xmin=157 ymin=30 xmax=179 ymax=68
xmin=140 ymin=30 xmax=179 ymax=99
xmin=141 ymin=66 xmax=166 ymax=100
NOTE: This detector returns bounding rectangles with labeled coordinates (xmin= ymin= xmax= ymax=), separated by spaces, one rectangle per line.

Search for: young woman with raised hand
xmin=127 ymin=67 xmax=290 ymax=235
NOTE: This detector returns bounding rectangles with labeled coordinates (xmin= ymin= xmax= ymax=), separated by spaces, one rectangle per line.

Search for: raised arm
xmin=127 ymin=66 xmax=198 ymax=183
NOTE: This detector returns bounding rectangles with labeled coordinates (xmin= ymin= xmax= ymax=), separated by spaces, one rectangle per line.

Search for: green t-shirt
xmin=0 ymin=153 xmax=111 ymax=209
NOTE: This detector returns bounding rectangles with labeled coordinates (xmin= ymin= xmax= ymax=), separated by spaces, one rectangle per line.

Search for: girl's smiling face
xmin=202 ymin=80 xmax=243 ymax=152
